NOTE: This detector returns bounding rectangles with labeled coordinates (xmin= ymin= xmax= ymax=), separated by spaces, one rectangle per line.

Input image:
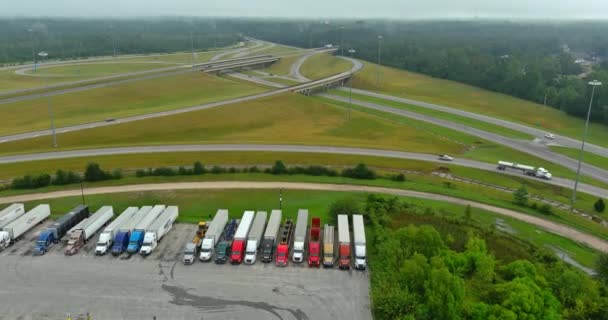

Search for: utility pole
xmin=570 ymin=80 xmax=602 ymax=211
xmin=339 ymin=26 xmax=344 ymax=56
xmin=348 ymin=48 xmax=356 ymax=121
xmin=376 ymin=35 xmax=383 ymax=87
xmin=190 ymin=30 xmax=195 ymax=70
xmin=38 ymin=51 xmax=58 ymax=148
xmin=80 ymin=181 xmax=86 ymax=205
xmin=28 ymin=28 xmax=36 ymax=72
xmin=279 ymin=188 xmax=283 ymax=210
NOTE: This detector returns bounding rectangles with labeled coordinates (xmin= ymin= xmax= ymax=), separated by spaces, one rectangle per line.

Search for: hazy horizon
xmin=3 ymin=0 xmax=608 ymax=20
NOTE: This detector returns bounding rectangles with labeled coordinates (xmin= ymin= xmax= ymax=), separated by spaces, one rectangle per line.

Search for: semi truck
xmin=0 ymin=204 xmax=50 ymax=249
xmin=183 ymin=221 xmax=208 ymax=265
xmin=126 ymin=205 xmax=165 ymax=254
xmin=111 ymin=206 xmax=151 ymax=256
xmin=244 ymin=211 xmax=268 ymax=265
xmin=292 ymin=209 xmax=309 ymax=263
xmin=198 ymin=209 xmax=229 ymax=262
xmin=307 ymin=217 xmax=321 ymax=267
xmin=34 ymin=205 xmax=89 ymax=256
xmin=337 ymin=214 xmax=351 ymax=270
xmin=230 ymin=211 xmax=255 ymax=265
xmin=497 ymin=161 xmax=552 ymax=180
xmin=260 ymin=210 xmax=282 ymax=263
xmin=0 ymin=203 xmax=25 ymax=229
xmin=352 ymin=214 xmax=367 ymax=270
xmin=140 ymin=206 xmax=179 ymax=255
xmin=322 ymin=224 xmax=335 ymax=268
xmin=65 ymin=206 xmax=114 ymax=255
xmin=215 ymin=218 xmax=238 ymax=264
xmin=95 ymin=207 xmax=138 ymax=255
xmin=276 ymin=219 xmax=293 ymax=267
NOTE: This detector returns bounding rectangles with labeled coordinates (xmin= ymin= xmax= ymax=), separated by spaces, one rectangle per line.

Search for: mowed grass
xmin=329 ymin=89 xmax=533 ymax=140
xmin=120 ymin=51 xmax=216 ymax=64
xmin=300 ymin=53 xmax=353 ymax=80
xmin=0 ymin=93 xmax=464 ymax=156
xmin=550 ymin=146 xmax=608 ymax=172
xmin=0 ymin=72 xmax=267 ymax=136
xmin=16 ymin=187 xmax=599 ymax=268
xmin=265 ymin=54 xmax=302 ymax=76
xmin=353 ymin=61 xmax=608 ymax=148
xmin=23 ymin=62 xmax=179 ymax=77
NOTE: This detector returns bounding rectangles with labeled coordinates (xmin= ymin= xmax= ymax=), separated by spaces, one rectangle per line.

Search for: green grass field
xmin=249 ymin=44 xmax=300 ymax=56
xmin=353 ymin=61 xmax=608 ymax=148
xmin=265 ymin=54 xmax=302 ymax=76
xmin=0 ymin=93 xmax=464 ymax=156
xmin=329 ymin=89 xmax=533 ymax=140
xmin=15 ymin=187 xmax=599 ymax=268
xmin=300 ymin=53 xmax=353 ymax=80
xmin=22 ymin=62 xmax=180 ymax=77
xmin=550 ymin=146 xmax=608 ymax=171
xmin=119 ymin=51 xmax=216 ymax=64
xmin=0 ymin=72 xmax=266 ymax=136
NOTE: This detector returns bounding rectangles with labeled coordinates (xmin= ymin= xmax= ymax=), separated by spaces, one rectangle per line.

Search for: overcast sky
xmin=4 ymin=0 xmax=608 ymax=19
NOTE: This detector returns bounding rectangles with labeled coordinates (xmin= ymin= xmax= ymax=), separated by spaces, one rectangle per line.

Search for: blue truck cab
xmin=126 ymin=229 xmax=145 ymax=254
xmin=111 ymin=231 xmax=130 ymax=256
xmin=33 ymin=230 xmax=57 ymax=256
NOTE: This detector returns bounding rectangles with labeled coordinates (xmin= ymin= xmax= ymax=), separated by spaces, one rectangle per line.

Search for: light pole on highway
xmin=348 ymin=48 xmax=356 ymax=121
xmin=570 ymin=79 xmax=602 ymax=211
xmin=339 ymin=26 xmax=344 ymax=56
xmin=28 ymin=28 xmax=36 ymax=72
xmin=376 ymin=35 xmax=383 ymax=87
xmin=190 ymin=30 xmax=196 ymax=70
xmin=38 ymin=51 xmax=58 ymax=148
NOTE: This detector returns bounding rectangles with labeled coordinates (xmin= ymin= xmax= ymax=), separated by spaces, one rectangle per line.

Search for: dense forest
xmin=2 ymin=18 xmax=608 ymax=123
xmin=345 ymin=195 xmax=608 ymax=320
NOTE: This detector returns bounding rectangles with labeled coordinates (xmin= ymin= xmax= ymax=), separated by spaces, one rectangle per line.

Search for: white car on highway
xmin=544 ymin=133 xmax=555 ymax=139
xmin=438 ymin=154 xmax=453 ymax=161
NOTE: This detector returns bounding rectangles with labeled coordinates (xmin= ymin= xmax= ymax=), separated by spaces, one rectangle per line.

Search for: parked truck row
xmin=182 ymin=208 xmax=367 ymax=270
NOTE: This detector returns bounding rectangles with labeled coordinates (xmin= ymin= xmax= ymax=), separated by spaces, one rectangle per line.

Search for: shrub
xmin=152 ymin=167 xmax=176 ymax=176
xmin=51 ymin=170 xmax=81 ymax=185
xmin=135 ymin=169 xmax=147 ymax=177
xmin=193 ymin=161 xmax=205 ymax=175
xmin=513 ymin=185 xmax=529 ymax=206
xmin=271 ymin=160 xmax=288 ymax=175
xmin=342 ymin=163 xmax=376 ymax=179
xmin=248 ymin=166 xmax=260 ymax=173
xmin=392 ymin=173 xmax=406 ymax=182
xmin=539 ymin=204 xmax=553 ymax=215
xmin=11 ymin=174 xmax=52 ymax=189
xmin=328 ymin=197 xmax=363 ymax=223
xmin=211 ymin=165 xmax=225 ymax=174
xmin=595 ymin=198 xmax=606 ymax=213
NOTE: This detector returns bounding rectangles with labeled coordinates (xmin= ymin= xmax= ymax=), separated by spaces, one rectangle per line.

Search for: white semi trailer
xmin=199 ymin=209 xmax=229 ymax=261
xmin=244 ymin=211 xmax=268 ymax=264
xmin=140 ymin=206 xmax=179 ymax=255
xmin=497 ymin=161 xmax=552 ymax=180
xmin=95 ymin=207 xmax=138 ymax=255
xmin=65 ymin=206 xmax=114 ymax=255
xmin=0 ymin=203 xmax=26 ymax=229
xmin=292 ymin=209 xmax=309 ymax=263
xmin=352 ymin=214 xmax=367 ymax=270
xmin=0 ymin=204 xmax=51 ymax=249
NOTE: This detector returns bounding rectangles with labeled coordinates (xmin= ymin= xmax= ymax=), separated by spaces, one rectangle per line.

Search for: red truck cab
xmin=276 ymin=243 xmax=289 ymax=267
xmin=338 ymin=243 xmax=351 ymax=269
xmin=308 ymin=217 xmax=321 ymax=267
xmin=230 ymin=239 xmax=245 ymax=264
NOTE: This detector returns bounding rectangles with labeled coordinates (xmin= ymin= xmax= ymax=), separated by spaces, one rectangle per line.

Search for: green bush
xmin=11 ymin=173 xmax=52 ymax=189
xmin=595 ymin=198 xmax=606 ymax=213
xmin=84 ymin=163 xmax=119 ymax=182
xmin=51 ymin=170 xmax=82 ymax=185
xmin=342 ymin=163 xmax=376 ymax=179
xmin=271 ymin=160 xmax=288 ymax=175
xmin=193 ymin=161 xmax=205 ymax=175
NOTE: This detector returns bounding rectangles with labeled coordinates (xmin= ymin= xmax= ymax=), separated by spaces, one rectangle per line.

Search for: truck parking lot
xmin=0 ymin=222 xmax=372 ymax=320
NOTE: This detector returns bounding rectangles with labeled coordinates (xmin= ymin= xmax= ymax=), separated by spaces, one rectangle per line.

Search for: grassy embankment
xmin=300 ymin=53 xmax=352 ymax=80
xmin=551 ymin=146 xmax=608 ymax=172
xmin=16 ymin=187 xmax=600 ymax=269
xmin=352 ymin=60 xmax=608 ymax=148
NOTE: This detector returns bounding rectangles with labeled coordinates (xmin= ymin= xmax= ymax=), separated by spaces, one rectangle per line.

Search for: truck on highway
xmin=140 ymin=206 xmax=179 ymax=255
xmin=497 ymin=161 xmax=552 ymax=180
xmin=34 ymin=205 xmax=89 ymax=256
xmin=322 ymin=224 xmax=335 ymax=268
xmin=352 ymin=214 xmax=367 ymax=270
xmin=215 ymin=218 xmax=238 ymax=264
xmin=292 ymin=209 xmax=309 ymax=263
xmin=198 ymin=209 xmax=229 ymax=262
xmin=260 ymin=210 xmax=282 ymax=263
xmin=0 ymin=203 xmax=25 ymax=229
xmin=0 ymin=204 xmax=50 ymax=249
xmin=230 ymin=211 xmax=255 ymax=265
xmin=307 ymin=217 xmax=321 ymax=267
xmin=65 ymin=206 xmax=114 ymax=255
xmin=244 ymin=211 xmax=268 ymax=264
xmin=337 ymin=214 xmax=351 ymax=270
xmin=95 ymin=207 xmax=138 ymax=255
xmin=111 ymin=206 xmax=151 ymax=256
xmin=126 ymin=205 xmax=165 ymax=254
xmin=276 ymin=218 xmax=293 ymax=267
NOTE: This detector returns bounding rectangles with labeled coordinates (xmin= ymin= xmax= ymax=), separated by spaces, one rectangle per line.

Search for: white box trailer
xmin=260 ymin=209 xmax=282 ymax=263
xmin=121 ymin=206 xmax=152 ymax=232
xmin=134 ymin=205 xmax=166 ymax=231
xmin=0 ymin=204 xmax=51 ymax=249
xmin=199 ymin=209 xmax=229 ymax=261
xmin=234 ymin=211 xmax=255 ymax=241
xmin=95 ymin=207 xmax=138 ymax=255
xmin=65 ymin=206 xmax=114 ymax=255
xmin=0 ymin=203 xmax=26 ymax=229
xmin=140 ymin=206 xmax=179 ymax=255
xmin=244 ymin=211 xmax=268 ymax=264
xmin=352 ymin=214 xmax=367 ymax=270
xmin=292 ymin=209 xmax=309 ymax=263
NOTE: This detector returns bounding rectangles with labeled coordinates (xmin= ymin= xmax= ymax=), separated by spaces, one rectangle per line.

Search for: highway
xmin=0 ymin=143 xmax=604 ymax=197
xmin=321 ymin=93 xmax=608 ymax=184
xmin=341 ymin=87 xmax=608 ymax=158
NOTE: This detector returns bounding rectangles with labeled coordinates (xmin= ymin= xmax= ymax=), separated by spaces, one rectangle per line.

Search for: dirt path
xmin=1 ymin=181 xmax=606 ymax=253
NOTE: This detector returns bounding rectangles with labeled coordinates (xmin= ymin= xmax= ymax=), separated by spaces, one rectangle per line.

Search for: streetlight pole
xmin=38 ymin=51 xmax=58 ymax=148
xmin=376 ymin=35 xmax=383 ymax=87
xmin=348 ymin=48 xmax=356 ymax=121
xmin=339 ymin=26 xmax=344 ymax=56
xmin=190 ymin=30 xmax=195 ymax=70
xmin=570 ymin=80 xmax=602 ymax=211
xmin=28 ymin=29 xmax=36 ymax=72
